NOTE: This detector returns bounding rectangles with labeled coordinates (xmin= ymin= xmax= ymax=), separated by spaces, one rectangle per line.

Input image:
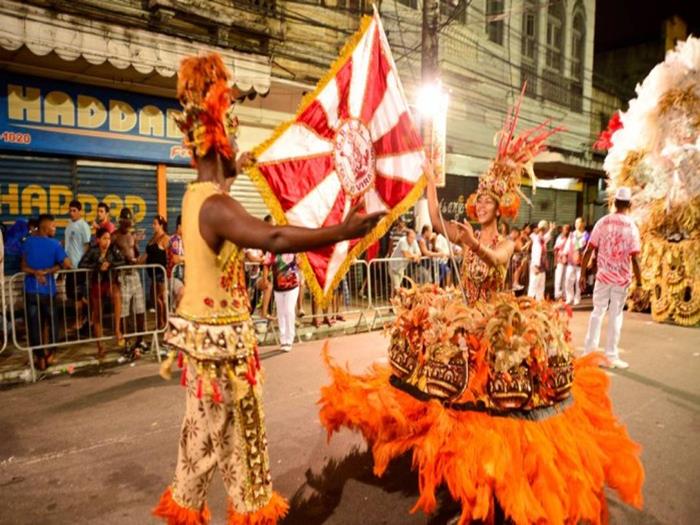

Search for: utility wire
xmin=388 ymin=0 xmax=624 ymax=96
xmin=385 ymin=0 xmax=618 ymax=135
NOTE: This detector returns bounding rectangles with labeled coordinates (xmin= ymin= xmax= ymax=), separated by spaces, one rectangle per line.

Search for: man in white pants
xmin=564 ymin=217 xmax=589 ymax=305
xmin=263 ymin=252 xmax=300 ymax=352
xmin=553 ymin=224 xmax=571 ymax=301
xmin=580 ymin=188 xmax=642 ymax=369
xmin=527 ymin=220 xmax=554 ymax=300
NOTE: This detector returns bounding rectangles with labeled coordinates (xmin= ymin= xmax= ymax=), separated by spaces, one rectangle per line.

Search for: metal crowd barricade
xmin=294 ymin=260 xmax=371 ymax=340
xmin=115 ymin=264 xmax=169 ymax=360
xmin=243 ymin=261 xmax=280 ymax=346
xmin=8 ymin=264 xmax=168 ymax=382
xmin=169 ymin=262 xmax=185 ymax=313
xmin=10 ymin=268 xmax=102 ymax=382
xmin=244 ymin=261 xmax=265 ymax=317
xmin=367 ymin=256 xmax=442 ymax=330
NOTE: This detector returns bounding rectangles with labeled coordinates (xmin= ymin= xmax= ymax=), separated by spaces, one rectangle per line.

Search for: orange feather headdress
xmin=466 ymin=86 xmax=562 ymax=220
xmin=175 ymin=53 xmax=239 ymax=160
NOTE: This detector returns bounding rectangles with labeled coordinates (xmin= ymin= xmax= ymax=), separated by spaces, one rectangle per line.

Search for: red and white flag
xmin=250 ymin=12 xmax=426 ymax=307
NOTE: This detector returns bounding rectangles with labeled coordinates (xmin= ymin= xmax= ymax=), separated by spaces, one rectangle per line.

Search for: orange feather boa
xmin=319 ymin=347 xmax=644 ymax=524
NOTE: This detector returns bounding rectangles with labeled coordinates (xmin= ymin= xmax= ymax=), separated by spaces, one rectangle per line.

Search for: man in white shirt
xmin=527 ymin=220 xmax=554 ymax=300
xmin=417 ymin=225 xmax=441 ymax=284
xmin=390 ymin=229 xmax=421 ymax=292
xmin=564 ymin=217 xmax=590 ymax=305
xmin=553 ymin=224 xmax=571 ymax=300
xmin=580 ymin=188 xmax=642 ymax=369
xmin=64 ymin=200 xmax=92 ymax=329
xmin=434 ymin=232 xmax=451 ymax=286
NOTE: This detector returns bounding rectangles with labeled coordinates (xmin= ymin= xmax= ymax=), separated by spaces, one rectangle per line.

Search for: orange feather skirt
xmin=318 ymin=349 xmax=644 ymax=524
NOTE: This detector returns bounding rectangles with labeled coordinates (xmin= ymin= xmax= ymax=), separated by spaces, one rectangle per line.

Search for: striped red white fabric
xmin=589 ymin=213 xmax=641 ymax=287
xmin=251 ymin=12 xmax=426 ymax=306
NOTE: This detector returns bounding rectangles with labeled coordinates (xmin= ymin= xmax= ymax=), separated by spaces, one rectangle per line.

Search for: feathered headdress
xmin=175 ymin=53 xmax=239 ymax=160
xmin=466 ymin=86 xmax=562 ymax=220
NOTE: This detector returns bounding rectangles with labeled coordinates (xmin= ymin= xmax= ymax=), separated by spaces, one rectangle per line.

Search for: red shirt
xmin=95 ymin=220 xmax=116 ymax=234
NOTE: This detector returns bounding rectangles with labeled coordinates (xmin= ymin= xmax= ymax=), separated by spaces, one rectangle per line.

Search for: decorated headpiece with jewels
xmin=175 ymin=53 xmax=240 ymax=161
xmin=466 ymin=87 xmax=562 ymax=220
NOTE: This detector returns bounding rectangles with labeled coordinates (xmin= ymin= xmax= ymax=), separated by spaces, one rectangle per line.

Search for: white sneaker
xmin=606 ymin=358 xmax=629 ymax=370
xmin=280 ymin=344 xmax=292 ymax=353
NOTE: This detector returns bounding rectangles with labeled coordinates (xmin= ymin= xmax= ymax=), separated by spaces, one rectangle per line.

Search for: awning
xmin=0 ymin=0 xmax=271 ymax=95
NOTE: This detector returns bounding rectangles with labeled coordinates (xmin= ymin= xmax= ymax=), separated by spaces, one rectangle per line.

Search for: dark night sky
xmin=595 ymin=0 xmax=700 ymax=53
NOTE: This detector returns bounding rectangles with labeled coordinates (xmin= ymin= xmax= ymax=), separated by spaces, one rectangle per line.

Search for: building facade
xmin=0 ymin=0 xmax=604 ymax=247
xmin=0 ymin=0 xmax=305 ymax=239
xmin=378 ymin=0 xmax=602 ymax=227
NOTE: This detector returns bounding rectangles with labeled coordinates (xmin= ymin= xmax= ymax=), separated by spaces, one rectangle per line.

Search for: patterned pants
xmin=170 ymin=360 xmax=274 ymax=513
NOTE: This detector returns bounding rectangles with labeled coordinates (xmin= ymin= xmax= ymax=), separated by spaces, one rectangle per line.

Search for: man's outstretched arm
xmin=200 ymin=194 xmax=385 ymax=255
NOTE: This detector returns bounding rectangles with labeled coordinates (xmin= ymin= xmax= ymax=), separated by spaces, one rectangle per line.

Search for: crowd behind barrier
xmin=1 ymin=200 xmax=593 ymax=384
xmin=0 ymin=253 xmax=472 ymax=381
xmin=2 ymin=233 xmax=587 ymax=383
xmin=2 ymin=250 xmax=577 ymax=382
xmin=3 ymin=264 xmax=168 ymax=382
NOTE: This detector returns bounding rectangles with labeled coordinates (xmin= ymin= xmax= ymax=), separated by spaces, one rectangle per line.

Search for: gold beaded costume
xmin=153 ymin=54 xmax=288 ymax=525
xmin=319 ymin=94 xmax=644 ymax=524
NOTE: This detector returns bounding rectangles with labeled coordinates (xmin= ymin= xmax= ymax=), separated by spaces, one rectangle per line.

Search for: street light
xmin=416 ymin=82 xmax=449 ymax=120
xmin=416 ymin=82 xmax=449 ymax=188
xmin=412 ymin=81 xmax=449 ymax=234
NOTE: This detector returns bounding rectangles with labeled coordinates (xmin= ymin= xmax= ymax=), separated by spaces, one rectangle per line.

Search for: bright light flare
xmin=416 ymin=82 xmax=449 ymax=118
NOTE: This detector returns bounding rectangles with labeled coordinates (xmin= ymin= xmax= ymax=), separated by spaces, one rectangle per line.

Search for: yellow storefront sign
xmin=7 ymin=85 xmax=182 ymax=139
xmin=0 ymin=183 xmax=146 ymax=228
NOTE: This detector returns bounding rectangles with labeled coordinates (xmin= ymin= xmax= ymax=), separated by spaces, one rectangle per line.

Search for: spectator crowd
xmin=2 ymin=200 xmax=184 ymax=370
xmin=2 ymin=201 xmax=608 ymax=371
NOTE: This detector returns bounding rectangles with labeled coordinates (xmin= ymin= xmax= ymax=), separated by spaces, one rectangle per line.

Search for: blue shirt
xmin=64 ymin=218 xmax=91 ymax=268
xmin=22 ymin=237 xmax=68 ymax=296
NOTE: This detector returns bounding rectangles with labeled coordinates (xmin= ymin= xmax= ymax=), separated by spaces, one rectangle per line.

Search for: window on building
xmin=396 ymin=0 xmax=418 ymax=9
xmin=520 ymin=0 xmax=538 ymax=61
xmin=520 ymin=0 xmax=538 ymax=98
xmin=545 ymin=0 xmax=564 ymax=71
xmin=336 ymin=0 xmax=369 ymax=11
xmin=486 ymin=0 xmax=505 ymax=45
xmin=571 ymin=6 xmax=586 ymax=82
xmin=440 ymin=0 xmax=466 ymax=24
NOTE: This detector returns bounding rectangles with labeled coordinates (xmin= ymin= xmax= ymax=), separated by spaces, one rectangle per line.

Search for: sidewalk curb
xmin=0 ymin=321 xmax=384 ymax=387
xmin=0 ymin=352 xmax=150 ymax=386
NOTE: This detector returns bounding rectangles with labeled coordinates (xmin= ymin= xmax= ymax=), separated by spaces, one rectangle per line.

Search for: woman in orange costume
xmin=153 ymin=53 xmax=384 ymax=525
xmin=319 ymin=98 xmax=644 ymax=524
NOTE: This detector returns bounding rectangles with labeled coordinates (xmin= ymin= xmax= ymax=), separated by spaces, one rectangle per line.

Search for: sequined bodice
xmin=459 ymin=232 xmax=507 ymax=305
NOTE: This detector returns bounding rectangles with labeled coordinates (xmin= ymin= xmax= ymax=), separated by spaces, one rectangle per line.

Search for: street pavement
xmin=0 ymin=309 xmax=698 ymax=525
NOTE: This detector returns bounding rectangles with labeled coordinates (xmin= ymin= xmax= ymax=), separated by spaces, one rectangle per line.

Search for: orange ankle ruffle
xmin=153 ymin=487 xmax=211 ymax=525
xmin=227 ymin=492 xmax=289 ymax=525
